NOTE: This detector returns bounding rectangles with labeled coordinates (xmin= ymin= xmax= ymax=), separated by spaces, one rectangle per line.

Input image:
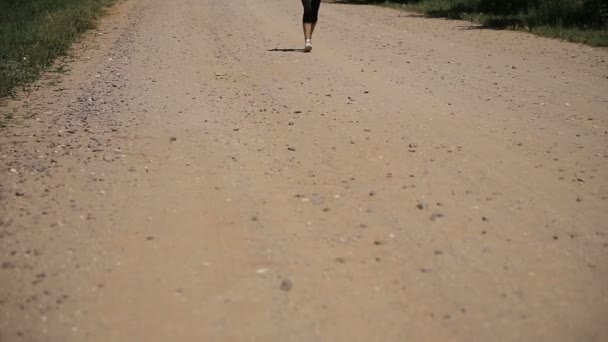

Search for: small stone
xmin=146 ymin=236 xmax=154 ymax=240
xmin=430 ymin=213 xmax=444 ymax=221
xmin=1 ymin=262 xmax=15 ymax=269
xmin=169 ymin=137 xmax=177 ymax=142
xmin=287 ymin=147 xmax=295 ymax=151
xmin=280 ymin=279 xmax=293 ymax=292
xmin=15 ymin=191 xmax=24 ymax=197
xmin=256 ymin=268 xmax=269 ymax=274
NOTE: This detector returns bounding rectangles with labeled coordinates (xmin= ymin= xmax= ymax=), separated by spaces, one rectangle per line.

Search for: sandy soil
xmin=1 ymin=0 xmax=607 ymax=340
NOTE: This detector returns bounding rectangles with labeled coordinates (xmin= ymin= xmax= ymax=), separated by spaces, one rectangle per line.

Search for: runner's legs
xmin=302 ymin=0 xmax=321 ymax=40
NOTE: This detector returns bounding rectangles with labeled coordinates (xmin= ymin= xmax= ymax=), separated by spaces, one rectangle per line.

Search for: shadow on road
xmin=268 ymin=48 xmax=306 ymax=53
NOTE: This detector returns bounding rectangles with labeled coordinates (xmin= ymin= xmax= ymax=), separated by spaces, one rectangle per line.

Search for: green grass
xmin=339 ymin=0 xmax=608 ymax=46
xmin=0 ymin=0 xmax=116 ymax=98
xmin=529 ymin=25 xmax=608 ymax=46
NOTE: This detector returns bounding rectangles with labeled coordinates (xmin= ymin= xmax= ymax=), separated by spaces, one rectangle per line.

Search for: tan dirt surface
xmin=1 ymin=0 xmax=607 ymax=341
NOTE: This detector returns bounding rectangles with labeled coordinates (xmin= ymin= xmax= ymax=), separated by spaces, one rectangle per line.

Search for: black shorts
xmin=302 ymin=0 xmax=321 ymax=24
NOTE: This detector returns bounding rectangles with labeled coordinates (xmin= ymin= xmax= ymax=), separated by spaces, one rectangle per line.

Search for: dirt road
xmin=1 ymin=0 xmax=607 ymax=340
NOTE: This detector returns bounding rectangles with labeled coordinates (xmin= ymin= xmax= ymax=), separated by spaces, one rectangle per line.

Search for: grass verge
xmin=0 ymin=0 xmax=116 ymax=98
xmin=339 ymin=0 xmax=608 ymax=47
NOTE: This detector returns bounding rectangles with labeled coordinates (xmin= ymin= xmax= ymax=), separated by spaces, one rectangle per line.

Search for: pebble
xmin=1 ymin=262 xmax=15 ymax=269
xmin=416 ymin=200 xmax=428 ymax=210
xmin=430 ymin=213 xmax=444 ymax=221
xmin=256 ymin=268 xmax=269 ymax=275
xmin=280 ymin=279 xmax=293 ymax=292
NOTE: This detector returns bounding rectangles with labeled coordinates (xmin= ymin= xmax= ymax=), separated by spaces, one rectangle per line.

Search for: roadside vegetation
xmin=340 ymin=0 xmax=608 ymax=46
xmin=0 ymin=0 xmax=115 ymax=98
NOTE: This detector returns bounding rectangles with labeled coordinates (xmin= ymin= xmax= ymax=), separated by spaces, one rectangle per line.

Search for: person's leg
xmin=302 ymin=0 xmax=318 ymax=51
xmin=303 ymin=23 xmax=312 ymax=51
xmin=303 ymin=23 xmax=312 ymax=40
xmin=302 ymin=0 xmax=313 ymax=40
xmin=311 ymin=0 xmax=321 ymax=35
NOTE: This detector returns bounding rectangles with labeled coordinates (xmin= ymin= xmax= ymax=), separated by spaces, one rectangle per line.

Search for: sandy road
xmin=1 ymin=0 xmax=607 ymax=340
